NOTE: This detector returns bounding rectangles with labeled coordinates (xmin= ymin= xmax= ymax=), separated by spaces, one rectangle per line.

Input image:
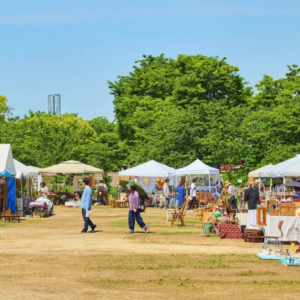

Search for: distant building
xmin=48 ymin=94 xmax=61 ymax=115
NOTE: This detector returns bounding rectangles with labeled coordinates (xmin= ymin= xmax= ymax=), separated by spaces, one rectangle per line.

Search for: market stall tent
xmin=281 ymin=161 xmax=300 ymax=177
xmin=40 ymin=160 xmax=104 ymax=174
xmin=259 ymin=155 xmax=300 ymax=178
xmin=0 ymin=144 xmax=16 ymax=213
xmin=0 ymin=144 xmax=16 ymax=176
xmin=119 ymin=160 xmax=176 ymax=177
xmin=248 ymin=164 xmax=274 ymax=178
xmin=172 ymin=159 xmax=219 ymax=176
xmin=14 ymin=159 xmax=38 ymax=179
xmin=119 ymin=160 xmax=176 ymax=193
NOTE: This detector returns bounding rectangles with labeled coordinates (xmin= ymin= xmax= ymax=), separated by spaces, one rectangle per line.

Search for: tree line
xmin=1 ymin=54 xmax=300 ymax=182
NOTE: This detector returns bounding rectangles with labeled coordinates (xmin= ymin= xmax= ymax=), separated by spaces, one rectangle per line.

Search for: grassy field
xmin=0 ymin=206 xmax=299 ymax=300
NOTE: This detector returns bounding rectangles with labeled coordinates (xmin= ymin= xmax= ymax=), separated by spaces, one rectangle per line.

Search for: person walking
xmin=80 ymin=177 xmax=97 ymax=234
xmin=126 ymin=183 xmax=149 ymax=234
xmin=163 ymin=179 xmax=170 ymax=210
xmin=175 ymin=181 xmax=186 ymax=207
xmin=97 ymin=180 xmax=108 ymax=205
xmin=188 ymin=178 xmax=198 ymax=210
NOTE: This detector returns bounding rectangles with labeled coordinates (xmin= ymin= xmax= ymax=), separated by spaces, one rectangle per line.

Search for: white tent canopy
xmin=249 ymin=164 xmax=274 ymax=178
xmin=119 ymin=160 xmax=176 ymax=177
xmin=280 ymin=161 xmax=300 ymax=177
xmin=40 ymin=160 xmax=104 ymax=174
xmin=14 ymin=159 xmax=37 ymax=179
xmin=173 ymin=159 xmax=219 ymax=176
xmin=0 ymin=144 xmax=16 ymax=176
xmin=259 ymin=155 xmax=300 ymax=178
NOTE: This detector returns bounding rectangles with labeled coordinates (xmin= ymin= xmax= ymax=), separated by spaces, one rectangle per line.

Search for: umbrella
xmin=119 ymin=179 xmax=147 ymax=196
xmin=284 ymin=181 xmax=300 ymax=188
xmin=40 ymin=160 xmax=103 ymax=174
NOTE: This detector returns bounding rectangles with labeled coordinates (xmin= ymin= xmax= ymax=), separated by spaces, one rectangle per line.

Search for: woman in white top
xmin=274 ymin=179 xmax=283 ymax=193
xmin=39 ymin=182 xmax=49 ymax=197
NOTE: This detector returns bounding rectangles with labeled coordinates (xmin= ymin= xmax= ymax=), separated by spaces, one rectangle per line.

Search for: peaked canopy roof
xmin=173 ymin=159 xmax=219 ymax=176
xmin=0 ymin=144 xmax=16 ymax=176
xmin=259 ymin=155 xmax=300 ymax=178
xmin=40 ymin=160 xmax=104 ymax=174
xmin=248 ymin=164 xmax=274 ymax=178
xmin=119 ymin=160 xmax=176 ymax=177
xmin=14 ymin=159 xmax=38 ymax=179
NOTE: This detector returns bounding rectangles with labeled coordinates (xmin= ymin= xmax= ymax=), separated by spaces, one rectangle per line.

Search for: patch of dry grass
xmin=0 ymin=206 xmax=299 ymax=300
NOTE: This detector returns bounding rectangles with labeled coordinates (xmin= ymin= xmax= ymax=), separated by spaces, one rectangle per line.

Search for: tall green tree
xmin=2 ymin=113 xmax=98 ymax=167
xmin=0 ymin=95 xmax=11 ymax=123
xmin=109 ymin=54 xmax=252 ymax=167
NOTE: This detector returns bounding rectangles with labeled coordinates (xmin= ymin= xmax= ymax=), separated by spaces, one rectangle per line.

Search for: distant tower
xmin=48 ymin=94 xmax=61 ymax=115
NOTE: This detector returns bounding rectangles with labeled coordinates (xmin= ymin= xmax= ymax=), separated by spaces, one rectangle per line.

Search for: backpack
xmin=138 ymin=194 xmax=148 ymax=213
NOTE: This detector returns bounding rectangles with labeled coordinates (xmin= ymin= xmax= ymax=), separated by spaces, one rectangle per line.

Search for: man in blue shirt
xmin=175 ymin=182 xmax=186 ymax=207
xmin=80 ymin=177 xmax=97 ymax=233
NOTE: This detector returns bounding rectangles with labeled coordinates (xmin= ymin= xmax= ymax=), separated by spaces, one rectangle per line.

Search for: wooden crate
xmin=280 ymin=203 xmax=296 ymax=216
xmin=244 ymin=229 xmax=264 ymax=243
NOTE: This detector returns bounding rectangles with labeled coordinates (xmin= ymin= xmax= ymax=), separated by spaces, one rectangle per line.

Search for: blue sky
xmin=0 ymin=0 xmax=299 ymax=121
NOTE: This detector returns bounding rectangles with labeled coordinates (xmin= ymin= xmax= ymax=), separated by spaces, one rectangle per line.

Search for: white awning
xmin=249 ymin=164 xmax=274 ymax=178
xmin=0 ymin=144 xmax=16 ymax=176
xmin=119 ymin=160 xmax=175 ymax=177
xmin=259 ymin=154 xmax=300 ymax=177
xmin=172 ymin=159 xmax=219 ymax=176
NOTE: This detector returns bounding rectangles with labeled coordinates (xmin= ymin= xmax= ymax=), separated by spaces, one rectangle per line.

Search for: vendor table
xmin=216 ymin=223 xmax=243 ymax=239
xmin=236 ymin=213 xmax=300 ymax=243
xmin=265 ymin=216 xmax=300 ymax=243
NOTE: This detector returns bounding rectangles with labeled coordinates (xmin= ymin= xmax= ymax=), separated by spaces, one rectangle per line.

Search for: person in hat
xmin=260 ymin=179 xmax=268 ymax=192
xmin=126 ymin=183 xmax=149 ymax=234
xmin=273 ymin=179 xmax=283 ymax=193
xmin=244 ymin=176 xmax=260 ymax=229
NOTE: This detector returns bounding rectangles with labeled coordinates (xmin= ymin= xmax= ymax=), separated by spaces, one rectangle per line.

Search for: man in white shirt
xmin=189 ymin=178 xmax=198 ymax=210
xmin=162 ymin=179 xmax=170 ymax=210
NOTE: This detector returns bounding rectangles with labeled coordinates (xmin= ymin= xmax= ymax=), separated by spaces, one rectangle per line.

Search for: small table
xmin=0 ymin=214 xmax=21 ymax=222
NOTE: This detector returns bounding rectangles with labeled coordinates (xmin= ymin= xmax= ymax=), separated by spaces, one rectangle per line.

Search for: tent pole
xmin=270 ymin=178 xmax=272 ymax=193
xmin=283 ymin=176 xmax=286 ymax=200
xmin=21 ymin=175 xmax=24 ymax=211
xmin=259 ymin=177 xmax=261 ymax=192
xmin=3 ymin=176 xmax=6 ymax=213
xmin=209 ymin=173 xmax=211 ymax=192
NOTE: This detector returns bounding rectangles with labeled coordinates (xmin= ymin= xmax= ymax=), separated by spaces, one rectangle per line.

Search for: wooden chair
xmin=111 ymin=198 xmax=118 ymax=208
xmin=261 ymin=220 xmax=284 ymax=253
xmin=171 ymin=197 xmax=191 ymax=226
